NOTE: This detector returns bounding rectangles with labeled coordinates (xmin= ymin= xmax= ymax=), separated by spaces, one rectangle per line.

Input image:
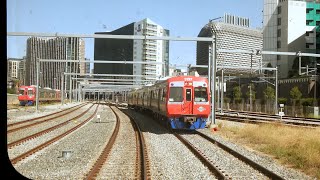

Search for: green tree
xmin=263 ymin=86 xmax=275 ymax=113
xmin=233 ymin=86 xmax=242 ymax=104
xmin=290 ymin=86 xmax=302 ymax=105
xmin=263 ymin=86 xmax=275 ymax=100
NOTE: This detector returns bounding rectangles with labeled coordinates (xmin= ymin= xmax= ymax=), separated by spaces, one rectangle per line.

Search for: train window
xmin=169 ymin=87 xmax=183 ymax=102
xmin=18 ymin=89 xmax=24 ymax=95
xmin=28 ymin=90 xmax=33 ymax=96
xmin=186 ymin=89 xmax=192 ymax=101
xmin=194 ymin=87 xmax=208 ymax=102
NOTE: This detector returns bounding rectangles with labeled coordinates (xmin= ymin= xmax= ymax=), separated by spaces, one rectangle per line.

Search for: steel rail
xmin=8 ymin=104 xmax=95 ymax=148
xmin=196 ymin=131 xmax=285 ymax=180
xmin=85 ymin=105 xmax=120 ymax=179
xmin=10 ymin=104 xmax=99 ymax=164
xmin=119 ymin=107 xmax=151 ymax=180
xmin=7 ymin=102 xmax=87 ymax=127
xmin=7 ymin=103 xmax=89 ymax=133
xmin=173 ymin=132 xmax=229 ymax=179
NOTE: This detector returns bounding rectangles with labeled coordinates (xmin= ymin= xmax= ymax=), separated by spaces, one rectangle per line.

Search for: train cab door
xmin=183 ymin=88 xmax=193 ymax=114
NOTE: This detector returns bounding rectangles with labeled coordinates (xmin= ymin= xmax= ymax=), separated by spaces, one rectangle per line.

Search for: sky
xmin=7 ymin=0 xmax=263 ymax=69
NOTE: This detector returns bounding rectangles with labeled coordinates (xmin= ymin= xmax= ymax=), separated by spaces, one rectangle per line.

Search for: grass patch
xmin=217 ymin=123 xmax=320 ymax=179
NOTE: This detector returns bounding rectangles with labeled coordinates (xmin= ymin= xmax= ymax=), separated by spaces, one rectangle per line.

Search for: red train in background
xmin=128 ymin=76 xmax=211 ymax=130
xmin=18 ymin=85 xmax=61 ymax=106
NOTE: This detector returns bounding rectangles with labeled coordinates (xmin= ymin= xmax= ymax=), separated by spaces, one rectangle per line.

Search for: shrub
xmin=7 ymin=88 xmax=16 ymax=94
xmin=278 ymin=98 xmax=287 ymax=105
xmin=301 ymin=98 xmax=314 ymax=106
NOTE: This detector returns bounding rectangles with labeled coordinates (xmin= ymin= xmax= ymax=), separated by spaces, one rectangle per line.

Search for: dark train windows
xmin=169 ymin=87 xmax=183 ymax=102
xmin=194 ymin=87 xmax=208 ymax=102
xmin=28 ymin=90 xmax=33 ymax=96
xmin=19 ymin=89 xmax=24 ymax=95
xmin=186 ymin=89 xmax=192 ymax=101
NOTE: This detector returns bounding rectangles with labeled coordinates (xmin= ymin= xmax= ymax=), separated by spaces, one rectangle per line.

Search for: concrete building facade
xmin=196 ymin=16 xmax=262 ymax=75
xmin=26 ymin=37 xmax=85 ymax=89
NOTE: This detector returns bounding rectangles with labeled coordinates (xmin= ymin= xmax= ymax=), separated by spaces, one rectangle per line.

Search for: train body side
xmin=18 ymin=86 xmax=61 ymax=105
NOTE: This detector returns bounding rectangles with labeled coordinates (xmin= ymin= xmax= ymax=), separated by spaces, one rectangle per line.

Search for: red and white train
xmin=128 ymin=76 xmax=211 ymax=130
xmin=18 ymin=85 xmax=61 ymax=106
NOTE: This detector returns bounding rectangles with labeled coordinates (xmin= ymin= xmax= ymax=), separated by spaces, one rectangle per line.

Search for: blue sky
xmin=7 ymin=0 xmax=263 ymax=68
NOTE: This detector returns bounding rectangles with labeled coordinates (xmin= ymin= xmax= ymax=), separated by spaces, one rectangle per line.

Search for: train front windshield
xmin=169 ymin=87 xmax=183 ymax=102
xmin=194 ymin=87 xmax=208 ymax=102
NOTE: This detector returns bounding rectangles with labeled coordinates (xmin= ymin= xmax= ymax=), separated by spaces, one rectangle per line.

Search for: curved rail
xmin=10 ymin=104 xmax=99 ymax=165
xmin=8 ymin=102 xmax=88 ymax=127
xmin=120 ymin=107 xmax=151 ymax=180
xmin=173 ymin=132 xmax=228 ymax=179
xmin=196 ymin=131 xmax=285 ymax=180
xmin=8 ymin=104 xmax=95 ymax=148
xmin=85 ymin=106 xmax=120 ymax=179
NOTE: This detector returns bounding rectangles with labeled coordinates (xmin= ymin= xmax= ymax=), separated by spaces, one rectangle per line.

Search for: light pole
xmin=248 ymin=84 xmax=252 ymax=111
xmin=238 ymin=74 xmax=242 ymax=90
xmin=209 ymin=18 xmax=221 ymax=127
xmin=53 ymin=78 xmax=57 ymax=89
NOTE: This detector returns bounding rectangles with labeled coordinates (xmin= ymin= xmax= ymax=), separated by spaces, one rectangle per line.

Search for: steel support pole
xmin=217 ymin=77 xmax=220 ymax=111
xmin=61 ymin=72 xmax=64 ymax=105
xmin=275 ymin=67 xmax=278 ymax=115
xmin=69 ymin=73 xmax=72 ymax=103
xmin=211 ymin=35 xmax=216 ymax=125
xmin=299 ymin=52 xmax=301 ymax=75
xmin=221 ymin=69 xmax=224 ymax=114
xmin=208 ymin=45 xmax=212 ymax=123
xmin=36 ymin=59 xmax=40 ymax=113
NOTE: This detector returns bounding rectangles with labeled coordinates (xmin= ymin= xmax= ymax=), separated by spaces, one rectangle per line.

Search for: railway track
xmin=125 ymin=107 xmax=295 ymax=179
xmin=86 ymin=106 xmax=150 ymax=179
xmin=174 ymin=130 xmax=285 ymax=179
xmin=7 ymin=104 xmax=95 ymax=148
xmin=9 ymin=104 xmax=99 ymax=165
xmin=217 ymin=110 xmax=320 ymax=127
xmin=7 ymin=102 xmax=88 ymax=130
xmin=7 ymin=103 xmax=87 ymax=134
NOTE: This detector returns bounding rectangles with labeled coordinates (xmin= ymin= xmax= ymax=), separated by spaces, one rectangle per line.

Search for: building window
xmin=277 ymin=18 xmax=281 ymax=26
xmin=277 ymin=55 xmax=281 ymax=61
xmin=277 ymin=29 xmax=281 ymax=37
xmin=306 ymin=31 xmax=313 ymax=36
xmin=306 ymin=8 xmax=313 ymax=13
xmin=277 ymin=41 xmax=281 ymax=48
xmin=278 ymin=6 xmax=281 ymax=14
xmin=306 ymin=20 xmax=313 ymax=25
xmin=317 ymin=21 xmax=320 ymax=26
xmin=316 ymin=9 xmax=320 ymax=14
xmin=306 ymin=43 xmax=313 ymax=48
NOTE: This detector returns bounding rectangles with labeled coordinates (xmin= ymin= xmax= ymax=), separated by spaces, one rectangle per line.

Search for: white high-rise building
xmin=94 ymin=18 xmax=169 ymax=85
xmin=133 ymin=18 xmax=169 ymax=82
